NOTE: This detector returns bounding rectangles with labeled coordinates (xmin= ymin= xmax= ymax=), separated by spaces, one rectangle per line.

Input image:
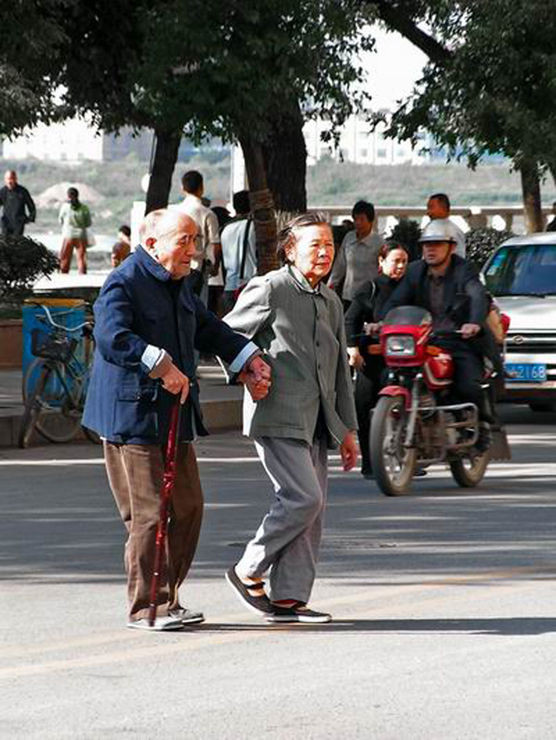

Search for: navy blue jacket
xmin=83 ymin=246 xmax=250 ymax=444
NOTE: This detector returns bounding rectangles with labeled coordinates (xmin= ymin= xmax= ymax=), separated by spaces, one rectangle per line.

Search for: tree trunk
xmin=145 ymin=128 xmax=182 ymax=214
xmin=519 ymin=157 xmax=544 ymax=232
xmin=262 ymin=99 xmax=307 ymax=231
xmin=239 ymin=134 xmax=278 ymax=274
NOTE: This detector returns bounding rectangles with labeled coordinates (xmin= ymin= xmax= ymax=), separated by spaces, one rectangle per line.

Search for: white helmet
xmin=419 ymin=218 xmax=458 ymax=244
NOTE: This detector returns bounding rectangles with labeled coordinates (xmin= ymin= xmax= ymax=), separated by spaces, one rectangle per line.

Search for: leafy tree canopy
xmin=377 ymin=0 xmax=556 ymax=171
xmin=0 ymin=0 xmax=67 ymax=135
xmin=58 ymin=0 xmax=374 ymax=144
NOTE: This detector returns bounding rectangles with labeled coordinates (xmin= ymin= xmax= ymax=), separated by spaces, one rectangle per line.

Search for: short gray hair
xmin=277 ymin=211 xmax=330 ymax=263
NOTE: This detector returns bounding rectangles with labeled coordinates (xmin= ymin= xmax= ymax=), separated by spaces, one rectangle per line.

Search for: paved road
xmin=1 ymin=406 xmax=555 ymax=739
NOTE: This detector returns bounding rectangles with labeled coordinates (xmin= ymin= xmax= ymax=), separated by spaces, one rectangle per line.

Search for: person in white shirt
xmin=178 ymin=170 xmax=221 ymax=305
xmin=221 ymin=190 xmax=257 ymax=313
xmin=427 ymin=192 xmax=466 ymax=258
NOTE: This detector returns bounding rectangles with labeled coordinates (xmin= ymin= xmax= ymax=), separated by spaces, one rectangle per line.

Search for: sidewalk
xmin=0 ymin=363 xmax=243 ymax=447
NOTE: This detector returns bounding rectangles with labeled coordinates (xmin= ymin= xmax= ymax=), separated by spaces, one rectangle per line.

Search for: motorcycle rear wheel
xmin=449 ymin=451 xmax=489 ymax=488
xmin=370 ymin=396 xmax=416 ymax=496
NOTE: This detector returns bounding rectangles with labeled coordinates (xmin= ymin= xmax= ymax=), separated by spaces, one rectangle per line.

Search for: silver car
xmin=482 ymin=232 xmax=556 ymax=411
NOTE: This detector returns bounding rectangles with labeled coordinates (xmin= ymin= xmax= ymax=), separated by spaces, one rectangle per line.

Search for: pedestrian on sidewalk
xmin=0 ymin=169 xmax=36 ymax=236
xmin=83 ymin=208 xmax=271 ymax=632
xmin=58 ymin=187 xmax=92 ymax=274
xmin=426 ymin=192 xmax=466 ymax=257
xmin=221 ymin=189 xmax=257 ymax=314
xmin=111 ymin=224 xmax=131 ymax=268
xmin=327 ymin=200 xmax=382 ymax=312
xmin=224 ymin=212 xmax=358 ymax=624
xmin=178 ymin=170 xmax=221 ymax=305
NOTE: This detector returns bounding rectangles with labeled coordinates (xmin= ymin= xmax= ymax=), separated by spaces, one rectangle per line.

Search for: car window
xmin=484 ymin=244 xmax=556 ymax=295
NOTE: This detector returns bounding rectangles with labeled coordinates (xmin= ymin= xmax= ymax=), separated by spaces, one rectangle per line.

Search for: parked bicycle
xmin=18 ymin=303 xmax=99 ymax=448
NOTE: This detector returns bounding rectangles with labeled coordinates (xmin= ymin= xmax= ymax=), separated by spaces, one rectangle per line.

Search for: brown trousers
xmin=60 ymin=237 xmax=87 ymax=274
xmin=104 ymin=441 xmax=203 ymax=620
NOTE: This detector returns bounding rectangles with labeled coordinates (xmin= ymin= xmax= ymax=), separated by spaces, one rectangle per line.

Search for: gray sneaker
xmin=127 ymin=615 xmax=184 ymax=631
xmin=168 ymin=607 xmax=205 ymax=625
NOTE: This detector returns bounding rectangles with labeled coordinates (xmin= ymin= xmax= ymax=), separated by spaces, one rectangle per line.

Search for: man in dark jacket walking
xmin=381 ymin=219 xmax=494 ymax=449
xmin=83 ymin=208 xmax=271 ymax=631
xmin=0 ymin=170 xmax=36 ymax=236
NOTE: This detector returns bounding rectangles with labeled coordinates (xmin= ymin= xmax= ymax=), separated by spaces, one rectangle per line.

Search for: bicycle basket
xmin=31 ymin=328 xmax=77 ymax=362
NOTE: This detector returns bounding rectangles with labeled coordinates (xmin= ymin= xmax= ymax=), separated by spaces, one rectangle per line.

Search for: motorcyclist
xmin=379 ymin=219 xmax=496 ymax=450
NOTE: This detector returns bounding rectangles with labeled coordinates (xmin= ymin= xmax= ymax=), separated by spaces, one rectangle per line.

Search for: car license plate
xmin=505 ymin=362 xmax=547 ymax=382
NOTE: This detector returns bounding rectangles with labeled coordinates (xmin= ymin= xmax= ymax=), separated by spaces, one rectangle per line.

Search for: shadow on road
xmin=195 ymin=616 xmax=556 ymax=636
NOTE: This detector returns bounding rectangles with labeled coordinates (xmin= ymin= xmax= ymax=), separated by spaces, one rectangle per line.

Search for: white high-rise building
xmin=2 ymin=119 xmax=103 ymax=162
xmin=303 ymin=114 xmax=428 ymax=166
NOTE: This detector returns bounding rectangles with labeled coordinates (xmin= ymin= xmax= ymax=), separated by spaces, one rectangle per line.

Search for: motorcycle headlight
xmin=385 ymin=335 xmax=416 ymax=356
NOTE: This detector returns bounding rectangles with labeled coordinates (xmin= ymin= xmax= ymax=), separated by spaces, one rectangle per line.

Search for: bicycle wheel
xmin=18 ymin=363 xmax=50 ymax=448
xmin=22 ymin=358 xmax=82 ymax=443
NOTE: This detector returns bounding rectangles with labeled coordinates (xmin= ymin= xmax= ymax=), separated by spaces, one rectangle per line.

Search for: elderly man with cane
xmin=83 ymin=209 xmax=270 ymax=631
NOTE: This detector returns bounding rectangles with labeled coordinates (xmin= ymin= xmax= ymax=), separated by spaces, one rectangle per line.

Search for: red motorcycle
xmin=369 ymin=305 xmax=510 ymax=496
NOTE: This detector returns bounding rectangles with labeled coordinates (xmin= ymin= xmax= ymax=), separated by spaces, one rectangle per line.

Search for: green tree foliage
xmin=465 ymin=227 xmax=514 ymax=269
xmin=0 ymin=1 xmax=67 ymax=135
xmin=372 ymin=0 xmax=556 ymax=230
xmin=385 ymin=1 xmax=556 ymax=170
xmin=390 ymin=217 xmax=422 ymax=261
xmin=0 ymin=236 xmax=59 ymax=305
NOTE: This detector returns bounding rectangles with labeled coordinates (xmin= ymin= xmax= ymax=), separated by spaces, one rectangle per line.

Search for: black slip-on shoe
xmin=225 ymin=565 xmax=273 ymax=615
xmin=265 ymin=604 xmax=332 ymax=624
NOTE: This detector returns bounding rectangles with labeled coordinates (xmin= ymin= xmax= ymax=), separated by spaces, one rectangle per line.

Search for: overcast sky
xmin=361 ymin=27 xmax=428 ymax=110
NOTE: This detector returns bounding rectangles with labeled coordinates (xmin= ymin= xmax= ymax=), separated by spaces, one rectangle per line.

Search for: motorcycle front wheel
xmin=449 ymin=452 xmax=489 ymax=488
xmin=370 ymin=395 xmax=416 ymax=496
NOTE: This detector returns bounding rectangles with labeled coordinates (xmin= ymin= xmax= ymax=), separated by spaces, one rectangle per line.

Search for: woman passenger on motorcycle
xmin=344 ymin=241 xmax=409 ymax=478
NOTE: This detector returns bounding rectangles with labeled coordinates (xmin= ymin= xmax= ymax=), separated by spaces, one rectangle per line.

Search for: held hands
xmin=340 ymin=431 xmax=358 ymax=472
xmin=160 ymin=363 xmax=190 ymax=404
xmin=347 ymin=347 xmax=365 ymax=371
xmin=238 ymin=355 xmax=272 ymax=401
xmin=460 ymin=323 xmax=481 ymax=339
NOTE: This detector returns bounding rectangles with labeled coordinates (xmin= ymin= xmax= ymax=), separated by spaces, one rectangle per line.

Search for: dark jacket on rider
xmin=345 ymin=274 xmax=398 ymax=380
xmin=345 ymin=274 xmax=399 ymax=346
xmin=379 ymin=254 xmax=488 ymax=327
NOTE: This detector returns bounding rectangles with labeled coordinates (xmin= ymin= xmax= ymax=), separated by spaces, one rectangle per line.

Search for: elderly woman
xmin=344 ymin=241 xmax=409 ymax=478
xmin=224 ymin=212 xmax=358 ymax=624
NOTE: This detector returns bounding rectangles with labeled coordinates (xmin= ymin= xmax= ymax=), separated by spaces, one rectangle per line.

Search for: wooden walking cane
xmin=148 ymin=397 xmax=182 ymax=627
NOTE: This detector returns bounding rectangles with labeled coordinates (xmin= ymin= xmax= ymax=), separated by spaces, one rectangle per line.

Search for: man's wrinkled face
xmin=4 ymin=171 xmax=17 ymax=190
xmin=286 ymin=223 xmax=335 ymax=286
xmin=422 ymin=240 xmax=454 ymax=268
xmin=153 ymin=216 xmax=198 ymax=279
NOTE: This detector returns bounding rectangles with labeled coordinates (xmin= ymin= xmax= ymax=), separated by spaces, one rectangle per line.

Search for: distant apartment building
xmin=1 ymin=117 xmax=232 ymax=165
xmin=303 ymin=114 xmax=430 ymax=166
xmin=2 ymin=113 xmax=438 ymax=167
xmin=1 ymin=119 xmax=153 ymax=163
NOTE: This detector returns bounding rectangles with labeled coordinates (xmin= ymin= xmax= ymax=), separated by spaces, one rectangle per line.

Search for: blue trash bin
xmin=22 ymin=298 xmax=86 ymax=401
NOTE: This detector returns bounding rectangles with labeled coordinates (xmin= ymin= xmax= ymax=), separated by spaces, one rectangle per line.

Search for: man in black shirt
xmin=0 ymin=170 xmax=36 ymax=236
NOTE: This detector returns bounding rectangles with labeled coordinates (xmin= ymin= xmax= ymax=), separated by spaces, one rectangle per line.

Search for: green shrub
xmin=465 ymin=227 xmax=514 ymax=268
xmin=0 ymin=235 xmax=59 ymax=307
xmin=390 ymin=218 xmax=422 ymax=261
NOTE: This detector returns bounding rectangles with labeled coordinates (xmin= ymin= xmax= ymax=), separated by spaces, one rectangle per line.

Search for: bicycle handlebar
xmin=31 ymin=302 xmax=93 ymax=334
